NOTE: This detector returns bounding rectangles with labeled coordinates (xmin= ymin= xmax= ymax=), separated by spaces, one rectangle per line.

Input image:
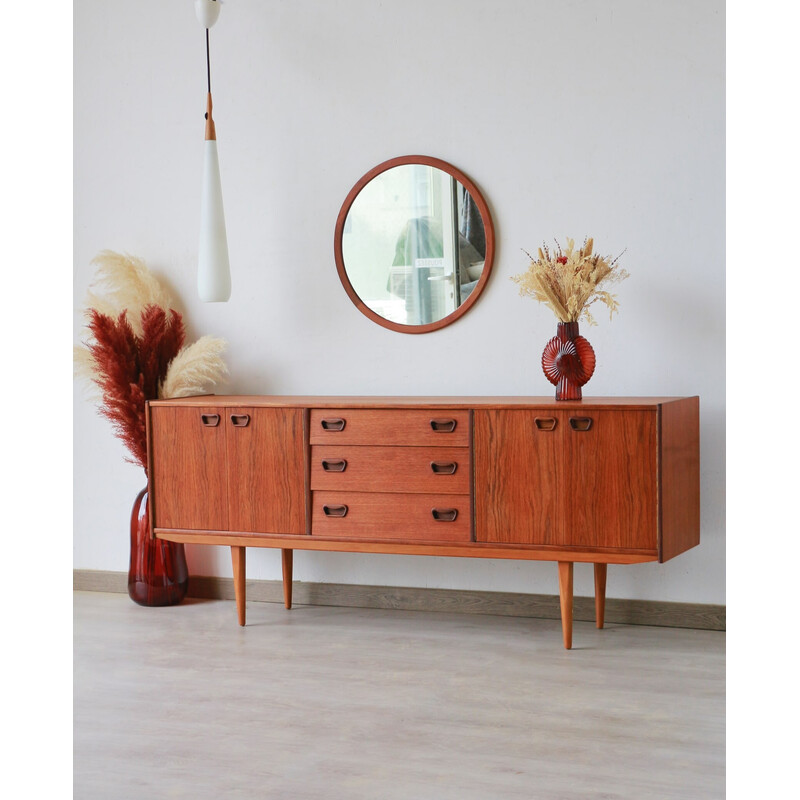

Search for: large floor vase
xmin=128 ymin=485 xmax=189 ymax=606
xmin=541 ymin=321 xmax=596 ymax=401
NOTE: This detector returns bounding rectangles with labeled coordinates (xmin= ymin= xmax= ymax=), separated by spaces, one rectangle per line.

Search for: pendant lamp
xmin=196 ymin=0 xmax=231 ymax=302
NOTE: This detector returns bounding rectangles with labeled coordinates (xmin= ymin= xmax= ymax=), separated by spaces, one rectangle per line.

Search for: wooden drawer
xmin=311 ymin=491 xmax=471 ymax=542
xmin=310 ymin=445 xmax=470 ymax=494
xmin=309 ymin=409 xmax=469 ymax=447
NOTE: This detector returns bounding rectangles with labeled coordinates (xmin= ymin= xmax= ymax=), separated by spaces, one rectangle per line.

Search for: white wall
xmin=73 ymin=0 xmax=725 ymax=604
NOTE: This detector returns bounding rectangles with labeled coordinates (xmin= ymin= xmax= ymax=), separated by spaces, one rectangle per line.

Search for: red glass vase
xmin=128 ymin=485 xmax=189 ymax=606
xmin=542 ymin=321 xmax=596 ymax=401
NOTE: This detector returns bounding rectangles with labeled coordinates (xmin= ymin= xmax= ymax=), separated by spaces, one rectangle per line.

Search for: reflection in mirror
xmin=335 ymin=157 xmax=494 ymax=333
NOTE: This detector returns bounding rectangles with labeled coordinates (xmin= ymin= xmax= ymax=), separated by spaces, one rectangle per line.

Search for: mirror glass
xmin=335 ymin=157 xmax=494 ymax=333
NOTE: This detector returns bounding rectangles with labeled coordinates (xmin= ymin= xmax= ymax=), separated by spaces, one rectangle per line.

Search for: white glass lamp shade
xmin=198 ymin=140 xmax=231 ymax=302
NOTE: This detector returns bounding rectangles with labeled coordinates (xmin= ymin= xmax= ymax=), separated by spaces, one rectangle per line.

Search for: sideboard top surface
xmin=148 ymin=395 xmax=696 ymax=410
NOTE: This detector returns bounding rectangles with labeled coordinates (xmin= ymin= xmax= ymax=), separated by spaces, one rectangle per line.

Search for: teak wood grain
xmin=558 ymin=561 xmax=574 ymax=649
xmin=155 ymin=529 xmax=658 ymax=563
xmin=149 ymin=405 xmax=306 ymax=535
xmin=564 ymin=410 xmax=657 ymax=550
xmin=226 ymin=408 xmax=306 ymax=535
xmin=147 ymin=395 xmax=700 ymax=648
xmin=474 ymin=409 xmax=658 ymax=550
xmin=310 ymin=445 xmax=470 ymax=494
xmin=659 ymin=396 xmax=700 ymax=562
xmin=473 ymin=409 xmax=564 ymax=546
xmin=594 ymin=562 xmax=607 ymax=628
xmin=231 ymin=546 xmax=246 ymax=626
xmin=150 ymin=406 xmax=229 ymax=531
xmin=309 ymin=409 xmax=470 ymax=447
xmin=311 ymin=491 xmax=472 ymax=542
xmin=281 ymin=549 xmax=293 ymax=609
xmin=150 ymin=395 xmax=688 ymax=409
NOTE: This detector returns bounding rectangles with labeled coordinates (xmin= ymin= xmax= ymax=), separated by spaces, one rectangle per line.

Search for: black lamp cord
xmin=204 ymin=0 xmax=217 ymax=120
xmin=206 ymin=28 xmax=211 ymax=95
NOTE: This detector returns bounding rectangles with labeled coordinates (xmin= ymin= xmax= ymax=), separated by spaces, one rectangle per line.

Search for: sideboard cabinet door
xmin=474 ymin=409 xmax=658 ymax=552
xmin=150 ymin=406 xmax=306 ymax=535
xmin=150 ymin=405 xmax=229 ymax=531
xmin=226 ymin=407 xmax=306 ymax=534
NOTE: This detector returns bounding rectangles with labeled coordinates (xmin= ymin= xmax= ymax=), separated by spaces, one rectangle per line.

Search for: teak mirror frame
xmin=333 ymin=155 xmax=496 ymax=334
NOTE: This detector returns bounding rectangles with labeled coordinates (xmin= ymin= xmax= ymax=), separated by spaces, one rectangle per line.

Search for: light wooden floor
xmin=74 ymin=591 xmax=725 ymax=799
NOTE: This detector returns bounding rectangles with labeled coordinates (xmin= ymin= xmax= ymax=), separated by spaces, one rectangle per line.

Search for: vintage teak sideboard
xmin=145 ymin=396 xmax=700 ymax=648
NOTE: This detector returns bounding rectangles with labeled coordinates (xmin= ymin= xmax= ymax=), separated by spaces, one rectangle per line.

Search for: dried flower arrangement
xmin=74 ymin=251 xmax=229 ymax=469
xmin=511 ymin=237 xmax=629 ymax=325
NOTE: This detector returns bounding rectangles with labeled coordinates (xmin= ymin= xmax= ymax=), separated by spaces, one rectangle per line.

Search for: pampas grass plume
xmin=75 ymin=250 xmax=230 ymax=466
xmin=85 ymin=251 xmax=175 ymax=337
xmin=73 ymin=345 xmax=98 ymax=388
xmin=160 ymin=337 xmax=229 ymax=399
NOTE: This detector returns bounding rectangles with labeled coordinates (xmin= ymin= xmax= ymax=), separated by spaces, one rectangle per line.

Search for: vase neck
xmin=557 ymin=321 xmax=580 ymax=340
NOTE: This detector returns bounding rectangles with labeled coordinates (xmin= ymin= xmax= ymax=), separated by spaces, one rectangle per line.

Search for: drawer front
xmin=312 ymin=492 xmax=471 ymax=542
xmin=309 ymin=409 xmax=470 ymax=447
xmin=310 ymin=446 xmax=470 ymax=494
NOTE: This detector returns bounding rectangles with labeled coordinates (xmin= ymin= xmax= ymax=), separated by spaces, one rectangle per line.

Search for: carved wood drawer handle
xmin=569 ymin=417 xmax=593 ymax=431
xmin=430 ymin=461 xmax=458 ymax=475
xmin=200 ymin=414 xmax=220 ymax=427
xmin=322 ymin=504 xmax=348 ymax=518
xmin=430 ymin=418 xmax=457 ymax=433
xmin=230 ymin=414 xmax=251 ymax=427
xmin=321 ymin=459 xmax=347 ymax=472
xmin=431 ymin=508 xmax=458 ymax=522
xmin=535 ymin=417 xmax=557 ymax=431
xmin=321 ymin=418 xmax=346 ymax=431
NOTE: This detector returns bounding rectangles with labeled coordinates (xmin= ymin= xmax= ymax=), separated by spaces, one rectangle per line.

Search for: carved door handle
xmin=321 ymin=459 xmax=347 ymax=472
xmin=230 ymin=414 xmax=251 ymax=427
xmin=321 ymin=418 xmax=346 ymax=431
xmin=535 ymin=417 xmax=558 ymax=431
xmin=431 ymin=508 xmax=458 ymax=522
xmin=200 ymin=414 xmax=220 ymax=427
xmin=430 ymin=461 xmax=458 ymax=474
xmin=322 ymin=504 xmax=348 ymax=518
xmin=569 ymin=417 xmax=593 ymax=431
xmin=430 ymin=418 xmax=457 ymax=433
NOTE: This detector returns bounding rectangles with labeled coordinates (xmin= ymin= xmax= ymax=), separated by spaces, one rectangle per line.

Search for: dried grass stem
xmin=512 ymin=237 xmax=628 ymax=325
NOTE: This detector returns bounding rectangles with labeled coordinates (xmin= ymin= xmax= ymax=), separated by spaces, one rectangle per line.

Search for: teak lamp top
xmin=205 ymin=92 xmax=216 ymax=141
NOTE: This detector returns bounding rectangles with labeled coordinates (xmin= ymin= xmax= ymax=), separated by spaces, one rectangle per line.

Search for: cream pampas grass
xmin=75 ymin=250 xmax=230 ymax=465
xmin=73 ymin=342 xmax=101 ymax=396
xmin=160 ymin=336 xmax=228 ymax=398
xmin=75 ymin=250 xmax=180 ymax=391
xmin=84 ymin=250 xmax=175 ymax=337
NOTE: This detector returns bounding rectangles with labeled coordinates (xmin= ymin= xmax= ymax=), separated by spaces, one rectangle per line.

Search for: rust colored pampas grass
xmin=75 ymin=251 xmax=228 ymax=468
xmin=511 ymin=237 xmax=629 ymax=325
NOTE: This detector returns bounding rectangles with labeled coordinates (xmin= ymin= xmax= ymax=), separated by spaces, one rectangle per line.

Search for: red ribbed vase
xmin=541 ymin=321 xmax=596 ymax=401
xmin=128 ymin=485 xmax=189 ymax=606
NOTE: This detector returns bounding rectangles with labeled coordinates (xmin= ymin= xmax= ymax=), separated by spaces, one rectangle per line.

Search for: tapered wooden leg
xmin=557 ymin=561 xmax=574 ymax=650
xmin=231 ymin=546 xmax=246 ymax=627
xmin=594 ymin=562 xmax=608 ymax=629
xmin=281 ymin=549 xmax=293 ymax=609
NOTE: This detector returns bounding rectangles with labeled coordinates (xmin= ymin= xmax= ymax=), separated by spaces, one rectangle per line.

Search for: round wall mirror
xmin=334 ymin=155 xmax=495 ymax=333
